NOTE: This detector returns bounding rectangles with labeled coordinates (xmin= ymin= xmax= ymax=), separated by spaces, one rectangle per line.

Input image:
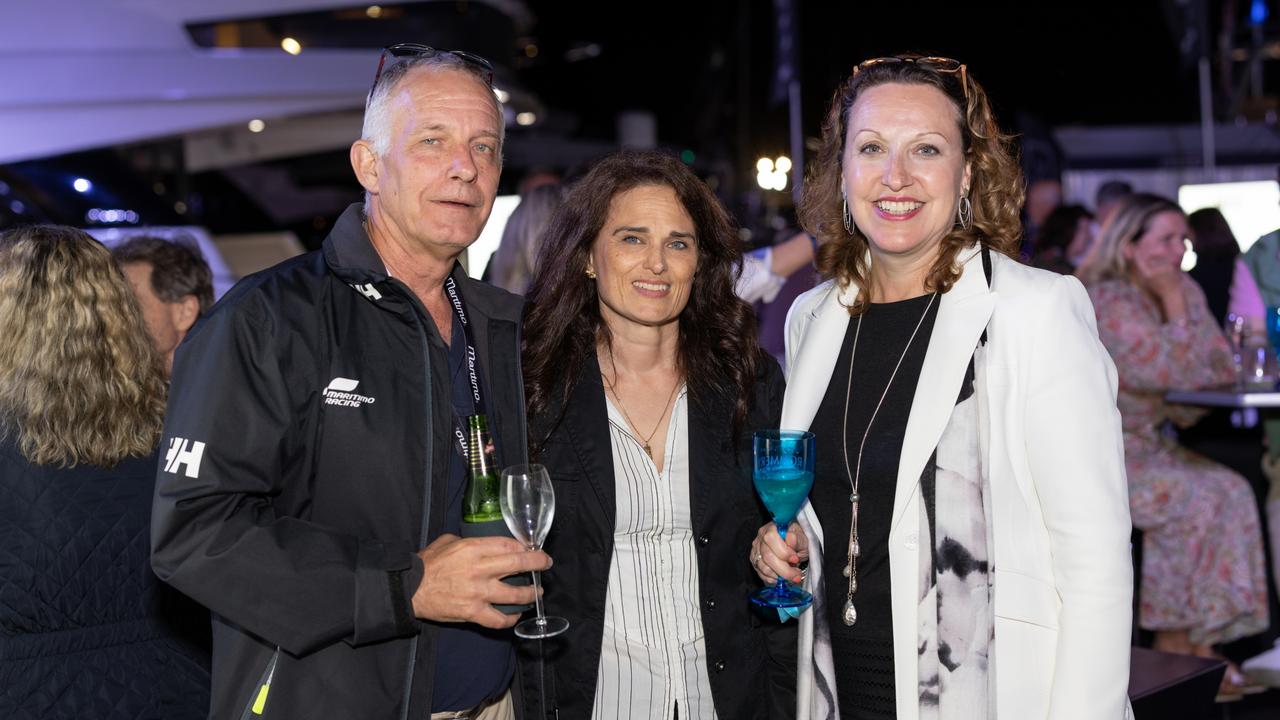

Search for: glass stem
xmin=775 ymin=521 xmax=790 ymax=592
xmin=531 ymin=569 xmax=546 ymax=625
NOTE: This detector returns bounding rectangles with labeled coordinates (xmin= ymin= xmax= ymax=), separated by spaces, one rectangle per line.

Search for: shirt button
xmin=697 ymin=534 xmax=710 ymax=546
xmin=714 ymin=660 xmax=726 ymax=672
xmin=704 ymin=598 xmax=716 ymax=610
xmin=904 ymin=533 xmax=918 ymax=550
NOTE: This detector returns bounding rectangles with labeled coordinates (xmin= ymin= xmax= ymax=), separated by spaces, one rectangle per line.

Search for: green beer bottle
xmin=462 ymin=414 xmax=503 ymax=523
xmin=459 ymin=413 xmax=530 ymax=612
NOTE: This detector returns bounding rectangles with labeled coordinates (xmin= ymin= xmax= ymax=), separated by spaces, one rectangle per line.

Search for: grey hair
xmin=361 ymin=53 xmax=505 ymax=157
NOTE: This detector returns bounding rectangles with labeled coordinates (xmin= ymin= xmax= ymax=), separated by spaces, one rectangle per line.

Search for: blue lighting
xmin=1252 ymin=0 xmax=1269 ymax=25
xmin=72 ymin=177 xmax=92 ymax=193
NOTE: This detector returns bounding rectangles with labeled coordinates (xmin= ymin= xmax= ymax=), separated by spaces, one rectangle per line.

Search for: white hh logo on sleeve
xmin=164 ymin=437 xmax=206 ymax=478
xmin=323 ymin=377 xmax=376 ymax=408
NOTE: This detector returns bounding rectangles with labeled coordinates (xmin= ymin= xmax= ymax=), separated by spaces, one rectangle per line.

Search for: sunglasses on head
xmin=369 ymin=43 xmax=495 ymax=102
xmin=852 ymin=55 xmax=969 ymax=102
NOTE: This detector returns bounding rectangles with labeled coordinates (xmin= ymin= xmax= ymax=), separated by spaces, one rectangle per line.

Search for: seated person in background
xmin=1030 ymin=203 xmax=1093 ymax=274
xmin=1244 ymin=166 xmax=1280 ymax=309
xmin=0 ymin=225 xmax=210 ymax=719
xmin=1078 ymin=193 xmax=1270 ymax=698
xmin=1188 ymin=207 xmax=1264 ymax=327
xmin=112 ymin=235 xmax=214 ymax=375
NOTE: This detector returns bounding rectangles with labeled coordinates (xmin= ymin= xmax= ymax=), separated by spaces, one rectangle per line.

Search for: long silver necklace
xmin=839 ymin=291 xmax=938 ymax=626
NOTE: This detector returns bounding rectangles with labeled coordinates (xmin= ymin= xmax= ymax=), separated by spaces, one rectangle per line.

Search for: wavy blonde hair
xmin=800 ymin=55 xmax=1025 ymax=314
xmin=0 ymin=225 xmax=166 ymax=466
xmin=1075 ymin=193 xmax=1184 ymax=286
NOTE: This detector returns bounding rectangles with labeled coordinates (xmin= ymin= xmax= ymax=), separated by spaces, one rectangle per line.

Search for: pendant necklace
xmin=603 ymin=368 xmax=681 ymax=460
xmin=839 ymin=292 xmax=937 ymax=626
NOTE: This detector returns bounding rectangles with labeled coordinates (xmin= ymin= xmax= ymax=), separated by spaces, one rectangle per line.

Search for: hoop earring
xmin=842 ymin=197 xmax=855 ymax=235
xmin=957 ymin=196 xmax=973 ymax=230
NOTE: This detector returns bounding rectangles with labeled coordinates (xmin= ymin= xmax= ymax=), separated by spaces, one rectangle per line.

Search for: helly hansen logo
xmin=323 ymin=377 xmax=377 ymax=408
xmin=164 ymin=437 xmax=206 ymax=478
xmin=350 ymin=282 xmax=382 ymax=301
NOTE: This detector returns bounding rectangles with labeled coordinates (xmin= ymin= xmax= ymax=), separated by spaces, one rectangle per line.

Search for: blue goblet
xmin=750 ymin=429 xmax=815 ymax=609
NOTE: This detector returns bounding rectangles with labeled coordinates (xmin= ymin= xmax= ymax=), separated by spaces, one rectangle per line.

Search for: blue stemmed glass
xmin=750 ymin=429 xmax=816 ymax=609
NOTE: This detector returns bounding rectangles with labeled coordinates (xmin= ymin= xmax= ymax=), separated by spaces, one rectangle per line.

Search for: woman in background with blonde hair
xmin=1078 ymin=193 xmax=1270 ymax=699
xmin=0 ymin=225 xmax=210 ymax=719
xmin=489 ymin=183 xmax=563 ymax=294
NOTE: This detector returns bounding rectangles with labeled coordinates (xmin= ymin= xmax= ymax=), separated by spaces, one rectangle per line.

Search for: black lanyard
xmin=444 ymin=276 xmax=487 ymax=461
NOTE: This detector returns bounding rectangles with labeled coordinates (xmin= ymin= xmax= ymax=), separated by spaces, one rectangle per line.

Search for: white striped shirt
xmin=593 ymin=387 xmax=717 ymax=720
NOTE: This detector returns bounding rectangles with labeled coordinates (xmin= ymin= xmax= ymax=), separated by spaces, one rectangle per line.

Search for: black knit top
xmin=809 ymin=293 xmax=938 ymax=720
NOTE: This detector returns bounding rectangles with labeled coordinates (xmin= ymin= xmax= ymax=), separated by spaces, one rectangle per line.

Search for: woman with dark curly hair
xmin=520 ymin=150 xmax=794 ymax=720
xmin=0 ymin=225 xmax=210 ymax=719
xmin=750 ymin=56 xmax=1133 ymax=719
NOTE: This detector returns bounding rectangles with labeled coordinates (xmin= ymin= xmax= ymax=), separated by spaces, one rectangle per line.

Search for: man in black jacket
xmin=151 ymin=48 xmax=547 ymax=720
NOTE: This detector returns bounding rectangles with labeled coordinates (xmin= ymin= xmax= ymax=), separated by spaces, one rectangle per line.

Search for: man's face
xmin=362 ymin=67 xmax=502 ymax=261
xmin=120 ymin=261 xmax=197 ymax=374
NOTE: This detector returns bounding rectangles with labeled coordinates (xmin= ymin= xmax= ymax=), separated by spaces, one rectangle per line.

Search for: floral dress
xmin=1087 ymin=274 xmax=1269 ymax=645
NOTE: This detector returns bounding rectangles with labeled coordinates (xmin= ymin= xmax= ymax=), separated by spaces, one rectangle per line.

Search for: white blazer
xmin=784 ymin=248 xmax=1134 ymax=719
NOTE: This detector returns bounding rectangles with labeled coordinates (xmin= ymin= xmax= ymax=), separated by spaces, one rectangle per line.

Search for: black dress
xmin=809 ymin=294 xmax=938 ymax=720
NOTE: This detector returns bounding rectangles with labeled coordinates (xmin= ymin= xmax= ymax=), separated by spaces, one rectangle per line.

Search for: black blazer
xmin=518 ymin=352 xmax=796 ymax=720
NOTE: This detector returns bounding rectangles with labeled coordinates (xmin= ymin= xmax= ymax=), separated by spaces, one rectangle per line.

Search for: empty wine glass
xmin=750 ymin=430 xmax=816 ymax=609
xmin=499 ymin=463 xmax=568 ymax=639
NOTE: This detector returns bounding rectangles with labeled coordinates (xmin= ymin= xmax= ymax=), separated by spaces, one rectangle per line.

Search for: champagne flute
xmin=750 ymin=430 xmax=816 ymax=609
xmin=499 ymin=464 xmax=569 ymax=639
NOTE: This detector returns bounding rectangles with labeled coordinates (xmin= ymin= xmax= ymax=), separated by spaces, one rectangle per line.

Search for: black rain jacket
xmin=151 ymin=203 xmax=528 ymax=720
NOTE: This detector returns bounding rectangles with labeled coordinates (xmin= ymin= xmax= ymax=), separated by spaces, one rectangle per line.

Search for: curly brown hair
xmin=0 ymin=225 xmax=167 ymax=466
xmin=523 ymin=150 xmax=759 ymax=445
xmin=800 ymin=55 xmax=1025 ymax=314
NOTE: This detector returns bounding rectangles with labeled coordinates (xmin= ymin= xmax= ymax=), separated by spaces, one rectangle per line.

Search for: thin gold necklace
xmin=602 ymin=367 xmax=681 ymax=460
xmin=839 ymin=292 xmax=937 ymax=626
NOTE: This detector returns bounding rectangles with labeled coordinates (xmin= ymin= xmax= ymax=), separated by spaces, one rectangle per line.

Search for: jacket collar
xmin=321 ymin=202 xmax=522 ymax=324
xmin=552 ymin=351 xmax=731 ymax=534
xmin=322 ymin=203 xmax=388 ymax=286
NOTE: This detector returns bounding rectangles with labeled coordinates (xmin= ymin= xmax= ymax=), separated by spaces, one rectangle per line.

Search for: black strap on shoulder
xmin=979 ymin=246 xmax=992 ymax=346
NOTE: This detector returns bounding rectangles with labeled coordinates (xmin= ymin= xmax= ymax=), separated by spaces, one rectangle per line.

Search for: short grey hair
xmin=361 ymin=53 xmax=505 ymax=157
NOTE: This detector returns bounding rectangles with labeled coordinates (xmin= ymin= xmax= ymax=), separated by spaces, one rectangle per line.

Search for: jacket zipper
xmin=239 ymin=647 xmax=280 ymax=720
xmin=399 ymin=307 xmax=435 ymax=720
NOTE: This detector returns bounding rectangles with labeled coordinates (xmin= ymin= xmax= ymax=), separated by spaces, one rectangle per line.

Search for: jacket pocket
xmin=239 ymin=647 xmax=281 ymax=720
xmin=993 ymin=568 xmax=1061 ymax=629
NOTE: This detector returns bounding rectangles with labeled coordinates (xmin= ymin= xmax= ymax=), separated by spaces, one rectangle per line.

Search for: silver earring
xmin=842 ymin=198 xmax=855 ymax=235
xmin=957 ymin=195 xmax=973 ymax=230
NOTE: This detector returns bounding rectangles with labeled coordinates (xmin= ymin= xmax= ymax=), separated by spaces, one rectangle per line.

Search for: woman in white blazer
xmin=749 ymin=55 xmax=1134 ymax=719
